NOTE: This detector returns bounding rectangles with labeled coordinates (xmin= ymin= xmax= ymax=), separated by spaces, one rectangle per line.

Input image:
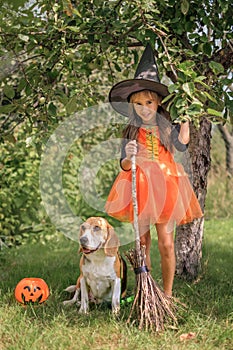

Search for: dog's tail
xmin=63 ymin=285 xmax=80 ymax=306
xmin=64 ymin=285 xmax=76 ymax=293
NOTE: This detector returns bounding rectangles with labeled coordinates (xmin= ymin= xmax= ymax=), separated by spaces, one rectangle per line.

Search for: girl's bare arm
xmin=178 ymin=121 xmax=190 ymax=144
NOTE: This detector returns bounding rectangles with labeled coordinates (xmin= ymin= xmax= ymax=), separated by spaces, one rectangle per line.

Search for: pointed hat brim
xmin=109 ymin=78 xmax=169 ymax=117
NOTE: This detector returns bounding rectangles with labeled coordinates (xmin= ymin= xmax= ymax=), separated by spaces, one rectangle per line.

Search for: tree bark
xmin=175 ymin=118 xmax=212 ymax=279
xmin=217 ymin=124 xmax=233 ymax=177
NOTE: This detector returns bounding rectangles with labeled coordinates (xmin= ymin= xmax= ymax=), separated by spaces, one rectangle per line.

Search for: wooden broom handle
xmin=131 ymin=154 xmax=141 ymax=253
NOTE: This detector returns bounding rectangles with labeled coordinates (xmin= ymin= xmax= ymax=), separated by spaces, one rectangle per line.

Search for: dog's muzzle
xmin=79 ymin=236 xmax=102 ymax=254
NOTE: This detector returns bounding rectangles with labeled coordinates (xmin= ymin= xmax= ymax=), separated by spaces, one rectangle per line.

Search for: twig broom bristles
xmin=125 ymin=154 xmax=177 ymax=332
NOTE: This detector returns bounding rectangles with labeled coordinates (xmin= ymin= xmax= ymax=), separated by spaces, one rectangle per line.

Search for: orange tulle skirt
xmin=105 ymin=157 xmax=203 ymax=227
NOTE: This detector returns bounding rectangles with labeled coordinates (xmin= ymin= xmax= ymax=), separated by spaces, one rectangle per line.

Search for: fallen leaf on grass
xmin=180 ymin=332 xmax=196 ymax=341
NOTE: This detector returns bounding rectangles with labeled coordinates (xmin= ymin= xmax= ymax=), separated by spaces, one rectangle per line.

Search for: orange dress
xmin=105 ymin=127 xmax=203 ymax=227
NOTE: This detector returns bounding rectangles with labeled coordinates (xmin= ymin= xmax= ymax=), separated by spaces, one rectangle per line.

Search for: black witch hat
xmin=109 ymin=43 xmax=169 ymax=117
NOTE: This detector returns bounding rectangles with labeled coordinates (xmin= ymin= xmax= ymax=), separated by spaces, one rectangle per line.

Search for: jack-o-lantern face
xmin=14 ymin=278 xmax=49 ymax=305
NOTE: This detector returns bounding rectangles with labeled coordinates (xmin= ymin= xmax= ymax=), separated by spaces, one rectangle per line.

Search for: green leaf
xmin=162 ymin=93 xmax=175 ymax=104
xmin=194 ymin=78 xmax=210 ymax=89
xmin=175 ymin=98 xmax=186 ymax=108
xmin=17 ymin=78 xmax=27 ymax=92
xmin=10 ymin=0 xmax=28 ymax=8
xmin=189 ymin=33 xmax=199 ymax=40
xmin=66 ymin=26 xmax=80 ymax=33
xmin=179 ymin=61 xmax=195 ymax=71
xmin=3 ymin=85 xmax=15 ymax=99
xmin=209 ymin=61 xmax=225 ymax=75
xmin=0 ymin=104 xmax=17 ymax=113
xmin=194 ymin=76 xmax=207 ymax=81
xmin=203 ymin=42 xmax=212 ymax=57
xmin=203 ymin=92 xmax=218 ymax=104
xmin=3 ymin=134 xmax=17 ymax=143
xmin=200 ymin=34 xmax=208 ymax=43
xmin=55 ymin=90 xmax=69 ymax=105
xmin=18 ymin=34 xmax=29 ymax=42
xmin=207 ymin=108 xmax=223 ymax=117
xmin=168 ymin=84 xmax=179 ymax=94
xmin=195 ymin=91 xmax=208 ymax=103
xmin=178 ymin=61 xmax=196 ymax=78
xmin=87 ymin=34 xmax=95 ymax=45
xmin=170 ymin=104 xmax=178 ymax=120
xmin=48 ymin=102 xmax=57 ymax=116
xmin=226 ymin=99 xmax=233 ymax=111
xmin=25 ymin=84 xmax=32 ymax=96
xmin=72 ymin=8 xmax=82 ymax=17
xmin=187 ymin=102 xmax=203 ymax=114
xmin=182 ymin=82 xmax=195 ymax=97
xmin=65 ymin=96 xmax=77 ymax=115
xmin=181 ymin=0 xmax=189 ymax=15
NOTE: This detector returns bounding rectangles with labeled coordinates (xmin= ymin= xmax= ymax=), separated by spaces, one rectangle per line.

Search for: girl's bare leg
xmin=156 ymin=222 xmax=175 ymax=296
xmin=139 ymin=224 xmax=151 ymax=270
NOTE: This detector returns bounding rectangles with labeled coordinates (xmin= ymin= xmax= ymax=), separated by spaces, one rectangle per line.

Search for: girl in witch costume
xmin=105 ymin=44 xmax=203 ymax=297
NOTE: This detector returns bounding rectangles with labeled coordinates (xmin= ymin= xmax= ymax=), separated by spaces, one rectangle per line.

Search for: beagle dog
xmin=63 ymin=217 xmax=127 ymax=314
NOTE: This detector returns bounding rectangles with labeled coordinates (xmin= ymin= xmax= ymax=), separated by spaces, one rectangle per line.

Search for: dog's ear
xmin=105 ymin=224 xmax=120 ymax=257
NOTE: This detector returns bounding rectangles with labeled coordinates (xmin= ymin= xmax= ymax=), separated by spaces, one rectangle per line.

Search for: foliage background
xmin=0 ymin=0 xmax=232 ymax=246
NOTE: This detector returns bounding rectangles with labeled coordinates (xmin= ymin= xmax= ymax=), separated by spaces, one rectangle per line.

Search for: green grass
xmin=0 ymin=219 xmax=233 ymax=350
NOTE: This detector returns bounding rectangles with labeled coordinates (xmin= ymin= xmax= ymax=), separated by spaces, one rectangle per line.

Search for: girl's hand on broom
xmin=125 ymin=140 xmax=137 ymax=160
xmin=121 ymin=140 xmax=137 ymax=171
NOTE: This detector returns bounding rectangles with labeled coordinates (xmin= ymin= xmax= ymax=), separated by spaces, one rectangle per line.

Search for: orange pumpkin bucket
xmin=14 ymin=278 xmax=50 ymax=305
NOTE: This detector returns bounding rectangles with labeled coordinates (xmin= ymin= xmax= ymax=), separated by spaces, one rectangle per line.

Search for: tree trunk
xmin=217 ymin=124 xmax=233 ymax=177
xmin=175 ymin=118 xmax=212 ymax=279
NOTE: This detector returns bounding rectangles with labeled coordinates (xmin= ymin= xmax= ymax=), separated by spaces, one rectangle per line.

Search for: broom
xmin=125 ymin=154 xmax=178 ymax=332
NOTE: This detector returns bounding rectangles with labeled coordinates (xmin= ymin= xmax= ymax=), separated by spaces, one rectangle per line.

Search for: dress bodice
xmin=137 ymin=127 xmax=186 ymax=177
xmin=137 ymin=127 xmax=173 ymax=163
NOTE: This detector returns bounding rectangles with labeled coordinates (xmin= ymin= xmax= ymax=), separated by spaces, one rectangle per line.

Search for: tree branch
xmin=217 ymin=124 xmax=232 ymax=144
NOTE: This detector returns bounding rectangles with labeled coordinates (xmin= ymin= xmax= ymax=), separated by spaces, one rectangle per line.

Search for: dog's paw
xmin=112 ymin=306 xmax=120 ymax=316
xmin=62 ymin=299 xmax=76 ymax=307
xmin=112 ymin=309 xmax=121 ymax=321
xmin=78 ymin=307 xmax=89 ymax=314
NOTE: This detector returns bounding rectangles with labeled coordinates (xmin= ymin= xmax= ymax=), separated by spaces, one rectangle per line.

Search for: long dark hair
xmin=122 ymin=90 xmax=173 ymax=152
